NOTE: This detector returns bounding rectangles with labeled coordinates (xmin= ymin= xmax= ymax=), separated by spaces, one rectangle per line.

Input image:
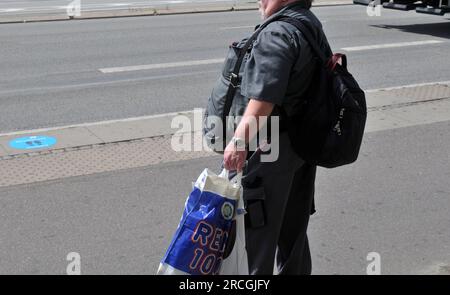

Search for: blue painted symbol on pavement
xmin=9 ymin=136 xmax=57 ymax=150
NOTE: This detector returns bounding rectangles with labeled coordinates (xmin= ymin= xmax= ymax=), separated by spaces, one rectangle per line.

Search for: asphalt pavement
xmin=0 ymin=5 xmax=449 ymax=132
xmin=0 ymin=4 xmax=449 ymax=275
xmin=0 ymin=120 xmax=448 ymax=275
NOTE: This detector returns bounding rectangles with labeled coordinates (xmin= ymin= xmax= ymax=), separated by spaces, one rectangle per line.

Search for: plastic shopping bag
xmin=219 ymin=182 xmax=248 ymax=275
xmin=157 ymin=168 xmax=243 ymax=275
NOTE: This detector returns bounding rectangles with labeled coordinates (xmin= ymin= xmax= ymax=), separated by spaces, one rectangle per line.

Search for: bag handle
xmin=328 ymin=53 xmax=347 ymax=70
xmin=218 ymin=169 xmax=229 ymax=179
xmin=219 ymin=169 xmax=243 ymax=187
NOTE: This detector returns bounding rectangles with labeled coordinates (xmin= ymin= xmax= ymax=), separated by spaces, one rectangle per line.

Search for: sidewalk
xmin=0 ymin=0 xmax=353 ymax=24
xmin=1 ymin=81 xmax=450 ymax=187
xmin=0 ymin=110 xmax=448 ymax=274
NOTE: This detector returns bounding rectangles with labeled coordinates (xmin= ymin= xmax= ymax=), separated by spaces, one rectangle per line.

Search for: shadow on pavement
xmin=370 ymin=21 xmax=450 ymax=39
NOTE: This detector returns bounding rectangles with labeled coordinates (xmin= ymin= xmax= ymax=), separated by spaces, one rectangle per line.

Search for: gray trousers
xmin=241 ymin=132 xmax=316 ymax=275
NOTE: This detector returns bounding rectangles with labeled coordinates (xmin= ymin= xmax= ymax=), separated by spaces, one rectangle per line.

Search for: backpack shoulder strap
xmin=230 ymin=13 xmax=294 ymax=77
xmin=221 ymin=14 xmax=286 ymax=146
xmin=277 ymin=16 xmax=329 ymax=65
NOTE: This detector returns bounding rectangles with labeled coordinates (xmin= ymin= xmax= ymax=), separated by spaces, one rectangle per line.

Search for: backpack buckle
xmin=229 ymin=73 xmax=240 ymax=88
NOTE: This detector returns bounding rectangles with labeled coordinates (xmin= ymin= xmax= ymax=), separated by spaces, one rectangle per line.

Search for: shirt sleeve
xmin=241 ymin=27 xmax=298 ymax=106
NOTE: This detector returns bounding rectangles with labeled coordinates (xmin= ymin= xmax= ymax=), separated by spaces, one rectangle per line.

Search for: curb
xmin=0 ymin=1 xmax=353 ymax=24
xmin=1 ymin=82 xmax=450 ymax=158
xmin=0 ymin=110 xmax=201 ymax=158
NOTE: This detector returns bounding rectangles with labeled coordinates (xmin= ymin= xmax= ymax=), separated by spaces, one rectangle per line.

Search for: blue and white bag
xmin=157 ymin=168 xmax=247 ymax=275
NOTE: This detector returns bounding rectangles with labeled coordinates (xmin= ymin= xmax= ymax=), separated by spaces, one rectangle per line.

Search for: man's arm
xmin=234 ymin=99 xmax=275 ymax=143
xmin=223 ymin=99 xmax=274 ymax=172
xmin=224 ymin=26 xmax=296 ymax=172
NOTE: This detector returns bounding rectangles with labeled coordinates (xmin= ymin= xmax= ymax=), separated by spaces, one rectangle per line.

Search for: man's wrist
xmin=231 ymin=136 xmax=246 ymax=150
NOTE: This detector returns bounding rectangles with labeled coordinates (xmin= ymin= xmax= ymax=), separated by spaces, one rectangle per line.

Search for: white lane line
xmin=221 ymin=22 xmax=329 ymax=30
xmin=0 ymin=70 xmax=217 ymax=96
xmin=99 ymin=58 xmax=225 ymax=74
xmin=0 ymin=8 xmax=25 ymax=13
xmin=342 ymin=40 xmax=445 ymax=52
xmin=220 ymin=25 xmax=255 ymax=30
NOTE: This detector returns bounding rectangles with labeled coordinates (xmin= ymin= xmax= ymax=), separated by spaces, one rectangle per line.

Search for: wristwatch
xmin=231 ymin=137 xmax=246 ymax=150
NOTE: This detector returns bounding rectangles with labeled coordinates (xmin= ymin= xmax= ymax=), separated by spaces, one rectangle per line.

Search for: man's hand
xmin=223 ymin=140 xmax=248 ymax=172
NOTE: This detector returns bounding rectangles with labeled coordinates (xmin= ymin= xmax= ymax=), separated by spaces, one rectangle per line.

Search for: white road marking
xmin=220 ymin=21 xmax=329 ymax=30
xmin=0 ymin=8 xmax=25 ymax=13
xmin=220 ymin=25 xmax=255 ymax=30
xmin=342 ymin=40 xmax=445 ymax=52
xmin=0 ymin=70 xmax=217 ymax=96
xmin=99 ymin=58 xmax=225 ymax=73
xmin=221 ymin=21 xmax=329 ymax=30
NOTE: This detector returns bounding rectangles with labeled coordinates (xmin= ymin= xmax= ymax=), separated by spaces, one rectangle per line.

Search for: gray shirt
xmin=241 ymin=1 xmax=332 ymax=117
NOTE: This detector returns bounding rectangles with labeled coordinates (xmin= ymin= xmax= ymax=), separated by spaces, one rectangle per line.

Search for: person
xmin=222 ymin=0 xmax=332 ymax=274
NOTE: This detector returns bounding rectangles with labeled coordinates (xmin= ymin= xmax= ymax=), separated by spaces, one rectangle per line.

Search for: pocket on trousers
xmin=243 ymin=185 xmax=266 ymax=229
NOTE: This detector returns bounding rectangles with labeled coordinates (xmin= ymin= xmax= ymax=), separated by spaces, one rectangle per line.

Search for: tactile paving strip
xmin=0 ymin=132 xmax=216 ymax=188
xmin=367 ymin=83 xmax=450 ymax=110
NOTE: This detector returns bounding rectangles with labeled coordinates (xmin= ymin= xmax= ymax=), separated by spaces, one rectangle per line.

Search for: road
xmin=0 ymin=5 xmax=449 ymax=133
xmin=0 ymin=5 xmax=449 ymax=275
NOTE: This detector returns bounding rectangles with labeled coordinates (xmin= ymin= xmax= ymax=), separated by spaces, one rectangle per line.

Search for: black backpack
xmin=278 ymin=17 xmax=367 ymax=168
